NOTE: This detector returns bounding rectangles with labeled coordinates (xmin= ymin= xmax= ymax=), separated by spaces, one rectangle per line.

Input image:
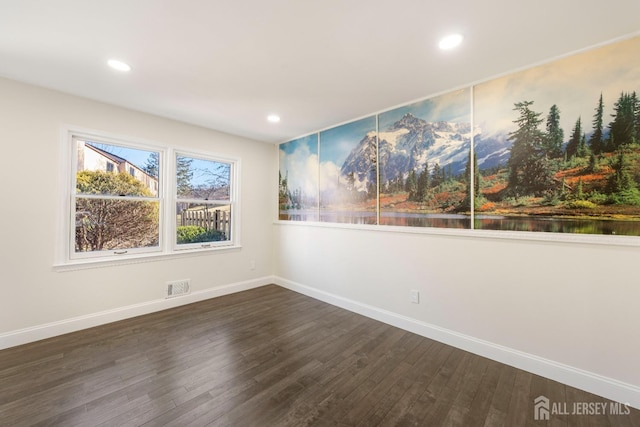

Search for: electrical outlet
xmin=250 ymin=259 xmax=256 ymax=270
xmin=409 ymin=290 xmax=420 ymax=304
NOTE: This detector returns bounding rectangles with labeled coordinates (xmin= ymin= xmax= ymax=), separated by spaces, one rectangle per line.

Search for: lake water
xmin=279 ymin=210 xmax=640 ymax=236
xmin=475 ymin=214 xmax=640 ymax=235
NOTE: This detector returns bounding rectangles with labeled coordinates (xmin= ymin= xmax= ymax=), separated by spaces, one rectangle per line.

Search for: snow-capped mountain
xmin=474 ymin=133 xmax=512 ymax=170
xmin=339 ymin=113 xmax=513 ymax=186
xmin=342 ymin=113 xmax=473 ymax=183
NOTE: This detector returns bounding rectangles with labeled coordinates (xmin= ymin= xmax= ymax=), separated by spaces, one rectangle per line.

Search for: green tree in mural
xmin=460 ymin=149 xmax=480 ymax=210
xmin=415 ymin=162 xmax=430 ymax=202
xmin=565 ymin=117 xmax=583 ymax=159
xmin=578 ymin=133 xmax=588 ymax=158
xmin=607 ymin=148 xmax=640 ymax=205
xmin=545 ymin=104 xmax=564 ymax=158
xmin=589 ymin=93 xmax=605 ymax=154
xmin=608 ymin=91 xmax=638 ymax=150
xmin=431 ymin=163 xmax=443 ymax=188
xmin=367 ymin=146 xmax=378 ymax=200
xmin=405 ymin=169 xmax=417 ymax=200
xmin=507 ymin=101 xmax=553 ymax=196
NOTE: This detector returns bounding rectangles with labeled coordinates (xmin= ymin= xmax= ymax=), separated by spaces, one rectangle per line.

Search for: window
xmin=59 ymin=128 xmax=239 ymax=266
xmin=72 ymin=138 xmax=161 ymax=259
xmin=175 ymin=153 xmax=233 ymax=249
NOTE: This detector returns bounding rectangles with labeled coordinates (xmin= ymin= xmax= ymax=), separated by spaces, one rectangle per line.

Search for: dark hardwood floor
xmin=0 ymin=285 xmax=638 ymax=426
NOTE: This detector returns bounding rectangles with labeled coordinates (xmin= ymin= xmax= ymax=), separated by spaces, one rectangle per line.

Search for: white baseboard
xmin=274 ymin=276 xmax=640 ymax=410
xmin=0 ymin=276 xmax=274 ymax=351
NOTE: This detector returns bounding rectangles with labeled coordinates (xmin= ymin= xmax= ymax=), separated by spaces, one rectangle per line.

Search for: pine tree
xmin=588 ymin=153 xmax=597 ymax=173
xmin=589 ymin=93 xmax=604 ymax=154
xmin=416 ymin=162 xmax=430 ymax=202
xmin=635 ymin=91 xmax=640 ymax=144
xmin=461 ymin=149 xmax=480 ymax=210
xmin=143 ymin=152 xmax=159 ymax=178
xmin=545 ymin=104 xmax=564 ymax=158
xmin=577 ymin=133 xmax=587 ymax=158
xmin=565 ymin=117 xmax=582 ymax=159
xmin=575 ymin=178 xmax=584 ymax=200
xmin=608 ymin=91 xmax=638 ymax=149
xmin=507 ymin=101 xmax=552 ymax=196
xmin=395 ymin=172 xmax=404 ymax=193
xmin=607 ymin=149 xmax=636 ymax=194
xmin=431 ymin=163 xmax=442 ymax=188
xmin=405 ymin=169 xmax=417 ymax=199
xmin=176 ymin=156 xmax=194 ymax=197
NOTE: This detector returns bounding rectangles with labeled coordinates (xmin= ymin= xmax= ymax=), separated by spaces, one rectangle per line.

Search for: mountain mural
xmin=341 ymin=113 xmax=477 ymax=184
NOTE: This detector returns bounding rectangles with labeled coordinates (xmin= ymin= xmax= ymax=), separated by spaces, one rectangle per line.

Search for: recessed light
xmin=107 ymin=59 xmax=132 ymax=72
xmin=438 ymin=34 xmax=463 ymax=50
xmin=267 ymin=114 xmax=281 ymax=123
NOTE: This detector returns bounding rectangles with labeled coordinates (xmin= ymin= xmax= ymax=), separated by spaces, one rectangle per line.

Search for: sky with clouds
xmin=279 ymin=134 xmax=318 ymax=200
xmin=474 ymin=35 xmax=640 ymax=139
xmin=319 ymin=116 xmax=376 ymax=166
xmin=378 ymin=88 xmax=470 ymax=130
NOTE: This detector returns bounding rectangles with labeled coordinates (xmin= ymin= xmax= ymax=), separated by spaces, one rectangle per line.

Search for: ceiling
xmin=1 ymin=1 xmax=639 ymax=144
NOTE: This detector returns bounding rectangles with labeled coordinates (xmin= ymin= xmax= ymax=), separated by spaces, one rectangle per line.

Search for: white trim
xmin=0 ymin=276 xmax=273 ymax=350
xmin=52 ymin=244 xmax=242 ymax=272
xmin=273 ymin=276 xmax=640 ymax=410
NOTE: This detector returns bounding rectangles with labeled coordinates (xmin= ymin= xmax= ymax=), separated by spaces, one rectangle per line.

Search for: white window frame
xmin=56 ymin=126 xmax=241 ymax=270
xmin=172 ymin=149 xmax=237 ymax=251
xmin=69 ymin=134 xmax=164 ymax=261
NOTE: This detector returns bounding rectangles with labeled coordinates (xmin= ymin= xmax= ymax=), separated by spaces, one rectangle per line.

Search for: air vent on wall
xmin=166 ymin=279 xmax=190 ymax=298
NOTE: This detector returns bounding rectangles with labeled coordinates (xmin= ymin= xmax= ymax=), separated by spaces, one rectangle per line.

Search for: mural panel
xmin=377 ymin=89 xmax=472 ymax=229
xmin=279 ymin=134 xmax=319 ymax=221
xmin=474 ymin=36 xmax=640 ymax=235
xmin=319 ymin=116 xmax=377 ymax=225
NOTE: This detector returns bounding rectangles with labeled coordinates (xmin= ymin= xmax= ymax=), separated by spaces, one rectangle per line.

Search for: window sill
xmin=53 ymin=244 xmax=242 ymax=272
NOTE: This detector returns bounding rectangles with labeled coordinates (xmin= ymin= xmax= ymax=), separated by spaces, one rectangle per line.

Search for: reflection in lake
xmin=475 ymin=215 xmax=640 ymax=236
xmin=280 ymin=210 xmax=640 ymax=236
xmin=380 ymin=212 xmax=470 ymax=229
xmin=279 ymin=210 xmax=319 ymax=222
xmin=319 ymin=210 xmax=377 ymax=225
xmin=279 ymin=210 xmax=376 ymax=224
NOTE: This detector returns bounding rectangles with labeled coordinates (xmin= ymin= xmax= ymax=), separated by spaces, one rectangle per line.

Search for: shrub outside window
xmin=73 ymin=138 xmax=161 ymax=258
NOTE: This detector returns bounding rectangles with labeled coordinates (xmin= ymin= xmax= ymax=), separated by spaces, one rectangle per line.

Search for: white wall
xmin=274 ymin=222 xmax=640 ymax=407
xmin=0 ymin=77 xmax=276 ymax=340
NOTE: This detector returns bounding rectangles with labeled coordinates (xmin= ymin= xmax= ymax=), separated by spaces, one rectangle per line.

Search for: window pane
xmin=176 ymin=155 xmax=230 ymax=200
xmin=76 ymin=140 xmax=159 ymax=196
xmin=75 ymin=198 xmax=160 ymax=253
xmin=176 ymin=202 xmax=231 ymax=244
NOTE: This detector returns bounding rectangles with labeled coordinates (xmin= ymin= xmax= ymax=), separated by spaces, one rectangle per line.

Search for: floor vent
xmin=166 ymin=279 xmax=190 ymax=298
